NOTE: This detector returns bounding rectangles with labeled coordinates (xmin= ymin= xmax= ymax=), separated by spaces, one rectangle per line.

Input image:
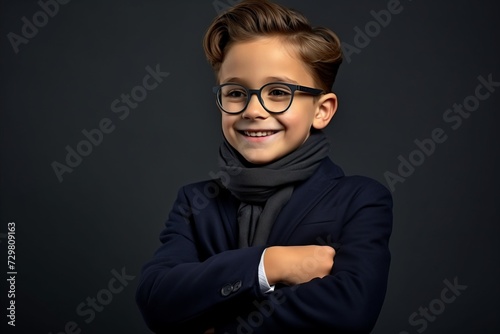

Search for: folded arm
xmin=218 ymin=179 xmax=393 ymax=333
xmin=137 ymin=179 xmax=392 ymax=333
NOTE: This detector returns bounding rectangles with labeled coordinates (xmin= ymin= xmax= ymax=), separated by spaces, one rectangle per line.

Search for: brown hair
xmin=203 ymin=0 xmax=343 ymax=92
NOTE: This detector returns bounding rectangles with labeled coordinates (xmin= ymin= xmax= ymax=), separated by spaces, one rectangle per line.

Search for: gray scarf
xmin=218 ymin=129 xmax=330 ymax=247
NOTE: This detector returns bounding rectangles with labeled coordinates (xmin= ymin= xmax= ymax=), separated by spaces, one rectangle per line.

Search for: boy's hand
xmin=264 ymin=245 xmax=335 ymax=286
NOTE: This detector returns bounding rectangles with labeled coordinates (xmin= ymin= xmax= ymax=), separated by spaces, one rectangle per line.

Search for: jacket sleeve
xmin=217 ymin=178 xmax=393 ymax=334
xmin=136 ymin=185 xmax=267 ymax=333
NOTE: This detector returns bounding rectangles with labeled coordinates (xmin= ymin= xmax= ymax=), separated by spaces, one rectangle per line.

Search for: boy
xmin=136 ymin=1 xmax=392 ymax=333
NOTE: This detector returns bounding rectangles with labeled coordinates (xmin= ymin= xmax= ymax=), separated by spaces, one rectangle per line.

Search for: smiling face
xmin=217 ymin=36 xmax=337 ymax=165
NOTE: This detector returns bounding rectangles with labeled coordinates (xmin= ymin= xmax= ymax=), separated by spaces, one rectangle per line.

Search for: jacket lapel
xmin=267 ymin=158 xmax=344 ymax=245
xmin=216 ymin=187 xmax=240 ymax=249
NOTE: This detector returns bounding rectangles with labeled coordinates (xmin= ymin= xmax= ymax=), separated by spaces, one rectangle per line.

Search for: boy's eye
xmin=225 ymin=90 xmax=247 ymax=98
xmin=268 ymin=89 xmax=290 ymax=96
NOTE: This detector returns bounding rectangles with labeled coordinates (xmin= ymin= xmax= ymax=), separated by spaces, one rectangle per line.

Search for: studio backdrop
xmin=1 ymin=0 xmax=499 ymax=333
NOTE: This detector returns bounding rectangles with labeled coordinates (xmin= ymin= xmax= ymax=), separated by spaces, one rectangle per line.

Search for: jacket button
xmin=233 ymin=280 xmax=242 ymax=292
xmin=221 ymin=284 xmax=233 ymax=297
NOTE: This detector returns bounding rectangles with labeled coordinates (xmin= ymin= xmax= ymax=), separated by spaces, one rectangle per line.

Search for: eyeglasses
xmin=212 ymin=82 xmax=324 ymax=114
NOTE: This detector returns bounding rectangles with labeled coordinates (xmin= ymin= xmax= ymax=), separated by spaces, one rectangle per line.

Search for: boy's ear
xmin=312 ymin=93 xmax=338 ymax=130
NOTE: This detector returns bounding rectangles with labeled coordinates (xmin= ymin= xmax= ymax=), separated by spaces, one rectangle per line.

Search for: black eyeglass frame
xmin=212 ymin=82 xmax=324 ymax=114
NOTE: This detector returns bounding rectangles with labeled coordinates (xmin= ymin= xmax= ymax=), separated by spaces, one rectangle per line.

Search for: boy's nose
xmin=241 ymin=94 xmax=268 ymax=119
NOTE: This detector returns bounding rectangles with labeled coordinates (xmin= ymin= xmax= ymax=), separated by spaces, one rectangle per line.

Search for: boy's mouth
xmin=240 ymin=130 xmax=279 ymax=137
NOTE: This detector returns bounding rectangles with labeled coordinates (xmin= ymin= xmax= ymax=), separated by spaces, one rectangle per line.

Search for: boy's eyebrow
xmin=219 ymin=77 xmax=243 ymax=84
xmin=220 ymin=76 xmax=299 ymax=85
xmin=266 ymin=76 xmax=298 ymax=84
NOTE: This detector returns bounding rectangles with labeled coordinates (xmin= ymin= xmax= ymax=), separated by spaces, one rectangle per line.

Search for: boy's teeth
xmin=244 ymin=131 xmax=275 ymax=137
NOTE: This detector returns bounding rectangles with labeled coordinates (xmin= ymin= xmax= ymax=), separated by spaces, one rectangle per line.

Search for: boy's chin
xmin=240 ymin=150 xmax=292 ymax=166
xmin=239 ymin=151 xmax=280 ymax=166
xmin=234 ymin=137 xmax=314 ymax=166
xmin=241 ymin=155 xmax=275 ymax=166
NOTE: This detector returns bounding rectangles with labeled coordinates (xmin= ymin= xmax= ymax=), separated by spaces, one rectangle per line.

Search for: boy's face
xmin=218 ymin=37 xmax=336 ymax=165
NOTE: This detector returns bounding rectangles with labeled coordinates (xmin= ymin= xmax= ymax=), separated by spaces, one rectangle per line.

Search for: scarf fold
xmin=218 ymin=130 xmax=330 ymax=247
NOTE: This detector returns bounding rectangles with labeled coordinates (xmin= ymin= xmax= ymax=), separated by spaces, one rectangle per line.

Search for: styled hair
xmin=203 ymin=0 xmax=343 ymax=92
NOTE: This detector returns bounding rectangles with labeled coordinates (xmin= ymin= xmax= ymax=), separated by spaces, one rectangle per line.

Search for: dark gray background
xmin=1 ymin=0 xmax=499 ymax=333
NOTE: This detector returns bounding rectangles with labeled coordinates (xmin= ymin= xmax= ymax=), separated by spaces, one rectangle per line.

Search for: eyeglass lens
xmin=218 ymin=83 xmax=293 ymax=113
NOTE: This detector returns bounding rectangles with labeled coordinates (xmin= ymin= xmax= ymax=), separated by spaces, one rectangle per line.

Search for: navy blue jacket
xmin=136 ymin=157 xmax=393 ymax=333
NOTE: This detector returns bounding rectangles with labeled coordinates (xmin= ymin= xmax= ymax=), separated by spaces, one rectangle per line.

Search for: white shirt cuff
xmin=258 ymin=249 xmax=275 ymax=294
